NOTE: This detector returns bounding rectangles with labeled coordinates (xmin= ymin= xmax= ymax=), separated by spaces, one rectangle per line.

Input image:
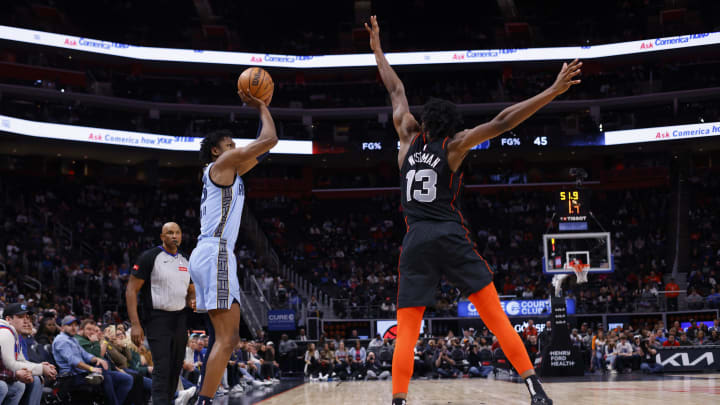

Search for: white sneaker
xmin=262 ymin=379 xmax=273 ymax=386
xmin=251 ymin=379 xmax=265 ymax=387
xmin=216 ymin=386 xmax=228 ymax=396
xmin=174 ymin=386 xmax=196 ymax=405
xmin=319 ymin=374 xmax=328 ymax=382
xmin=271 ymin=378 xmax=280 ymax=383
xmin=229 ymin=384 xmax=244 ymax=396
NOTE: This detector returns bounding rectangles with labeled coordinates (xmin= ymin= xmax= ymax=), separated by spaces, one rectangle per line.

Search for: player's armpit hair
xmin=421 ymin=98 xmax=462 ymax=141
xmin=199 ymin=130 xmax=233 ymax=164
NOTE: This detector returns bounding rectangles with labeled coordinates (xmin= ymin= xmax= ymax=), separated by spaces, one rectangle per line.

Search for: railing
xmin=249 ymin=275 xmax=272 ymax=313
xmin=238 ymin=289 xmax=263 ymax=339
xmin=324 ymin=291 xmax=715 ymax=320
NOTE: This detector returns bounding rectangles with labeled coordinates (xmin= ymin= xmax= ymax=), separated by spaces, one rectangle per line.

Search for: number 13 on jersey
xmin=405 ymin=169 xmax=437 ymax=202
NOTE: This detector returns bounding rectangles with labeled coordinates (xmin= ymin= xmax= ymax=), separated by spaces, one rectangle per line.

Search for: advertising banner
xmin=604 ymin=121 xmax=720 ymax=146
xmin=457 ymin=299 xmax=575 ymax=318
xmin=655 ymin=347 xmax=720 ymax=372
xmin=0 ymin=114 xmax=313 ymax=154
xmin=267 ymin=310 xmax=296 ymax=331
xmin=1 ymin=25 xmax=718 ymax=68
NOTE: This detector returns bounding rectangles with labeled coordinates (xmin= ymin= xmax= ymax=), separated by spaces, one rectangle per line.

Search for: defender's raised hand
xmin=364 ymin=15 xmax=382 ymax=53
xmin=550 ymin=59 xmax=582 ymax=95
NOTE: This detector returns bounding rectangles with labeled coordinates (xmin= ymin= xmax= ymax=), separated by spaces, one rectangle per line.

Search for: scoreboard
xmin=556 ymin=190 xmax=589 ymax=231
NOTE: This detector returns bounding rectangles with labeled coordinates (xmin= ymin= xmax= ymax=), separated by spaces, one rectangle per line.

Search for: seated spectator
xmin=0 ymin=303 xmax=57 ymax=405
xmin=685 ymin=320 xmax=700 ymax=340
xmin=296 ymin=329 xmax=308 ymax=342
xmin=304 ymin=343 xmax=320 ymax=380
xmin=307 ymin=296 xmax=322 ymax=318
xmin=182 ymin=335 xmax=203 ymax=384
xmin=434 ymin=341 xmax=459 ymax=378
xmin=260 ymin=342 xmax=280 ymax=382
xmin=677 ymin=333 xmax=693 ymax=346
xmin=378 ymin=339 xmax=394 ymax=371
xmin=693 ymin=330 xmax=710 ymax=345
xmin=233 ymin=341 xmax=269 ymax=387
xmin=51 ymin=316 xmax=133 ymax=405
xmin=466 ymin=343 xmax=491 ymax=378
xmin=368 ymin=334 xmax=384 ymax=350
xmin=639 ymin=339 xmax=662 ymax=374
xmin=687 ymin=288 xmax=704 ymax=310
xmin=591 ymin=331 xmax=607 ymax=373
xmin=333 ymin=341 xmax=350 ymax=379
xmin=348 ymin=340 xmax=366 ymax=380
xmin=525 ymin=335 xmax=540 ymax=365
xmin=604 ymin=340 xmax=618 ymax=372
xmin=461 ymin=328 xmax=475 ymax=346
xmin=0 ymin=349 xmax=26 ymax=405
xmin=34 ymin=316 xmax=58 ymax=346
xmin=706 ymin=287 xmax=720 ymax=309
xmin=364 ymin=352 xmax=390 ymax=380
xmin=662 ymin=334 xmax=680 ymax=347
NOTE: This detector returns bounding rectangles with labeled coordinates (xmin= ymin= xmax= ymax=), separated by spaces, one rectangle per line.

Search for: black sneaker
xmin=392 ymin=399 xmax=407 ymax=405
xmin=525 ymin=375 xmax=553 ymax=405
xmin=530 ymin=392 xmax=553 ymax=405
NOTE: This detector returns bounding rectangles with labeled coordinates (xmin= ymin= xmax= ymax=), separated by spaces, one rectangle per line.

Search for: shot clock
xmin=557 ymin=190 xmax=589 ymax=231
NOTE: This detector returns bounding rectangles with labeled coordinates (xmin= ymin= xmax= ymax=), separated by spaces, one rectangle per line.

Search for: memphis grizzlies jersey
xmin=400 ymin=133 xmax=467 ymax=226
xmin=199 ymin=163 xmax=245 ymax=246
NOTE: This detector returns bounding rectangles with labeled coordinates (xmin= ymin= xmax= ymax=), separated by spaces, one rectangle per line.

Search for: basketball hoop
xmin=568 ymin=262 xmax=590 ymax=284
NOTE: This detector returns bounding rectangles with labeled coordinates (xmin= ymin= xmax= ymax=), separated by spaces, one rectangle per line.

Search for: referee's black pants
xmin=144 ymin=309 xmax=188 ymax=405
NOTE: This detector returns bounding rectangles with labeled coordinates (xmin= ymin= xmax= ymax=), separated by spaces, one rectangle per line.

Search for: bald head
xmin=161 ymin=222 xmax=182 ymax=252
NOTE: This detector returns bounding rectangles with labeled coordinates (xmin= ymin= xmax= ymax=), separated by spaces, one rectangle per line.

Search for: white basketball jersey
xmin=199 ymin=163 xmax=245 ymax=247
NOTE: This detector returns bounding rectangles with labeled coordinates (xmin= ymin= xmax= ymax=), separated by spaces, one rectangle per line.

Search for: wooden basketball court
xmin=251 ymin=373 xmax=720 ymax=404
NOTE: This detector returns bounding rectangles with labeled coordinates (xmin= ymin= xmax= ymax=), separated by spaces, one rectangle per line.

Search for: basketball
xmin=237 ymin=67 xmax=274 ymax=106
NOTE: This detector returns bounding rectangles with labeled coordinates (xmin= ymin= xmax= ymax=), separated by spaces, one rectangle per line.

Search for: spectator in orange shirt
xmin=522 ymin=320 xmax=538 ymax=340
xmin=665 ymin=278 xmax=680 ymax=311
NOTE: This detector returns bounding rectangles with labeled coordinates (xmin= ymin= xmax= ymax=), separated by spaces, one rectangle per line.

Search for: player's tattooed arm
xmin=365 ymin=15 xmax=419 ymax=143
xmin=448 ymin=59 xmax=582 ymax=165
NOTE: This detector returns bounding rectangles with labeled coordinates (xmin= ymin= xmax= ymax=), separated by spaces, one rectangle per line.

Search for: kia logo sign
xmin=657 ymin=351 xmax=714 ymax=367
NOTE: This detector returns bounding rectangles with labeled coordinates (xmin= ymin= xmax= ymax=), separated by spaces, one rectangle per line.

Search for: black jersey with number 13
xmin=400 ymin=133 xmax=467 ymax=227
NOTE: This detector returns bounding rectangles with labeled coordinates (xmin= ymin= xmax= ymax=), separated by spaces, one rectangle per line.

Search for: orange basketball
xmin=237 ymin=67 xmax=274 ymax=106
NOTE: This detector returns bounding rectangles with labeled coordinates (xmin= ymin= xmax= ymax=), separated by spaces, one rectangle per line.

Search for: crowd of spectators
xmin=0 ymin=175 xmax=290 ymax=324
xmin=253 ymin=183 xmax=690 ymax=319
xmin=290 ymin=317 xmax=720 ymax=382
xmin=688 ymin=171 xmax=720 ymax=310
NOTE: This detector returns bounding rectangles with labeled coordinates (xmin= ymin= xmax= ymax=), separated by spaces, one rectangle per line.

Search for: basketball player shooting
xmin=364 ymin=15 xmax=581 ymax=405
xmin=189 ymin=89 xmax=277 ymax=405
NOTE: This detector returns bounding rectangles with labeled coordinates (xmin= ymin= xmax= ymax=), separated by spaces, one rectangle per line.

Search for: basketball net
xmin=568 ymin=261 xmax=590 ymax=284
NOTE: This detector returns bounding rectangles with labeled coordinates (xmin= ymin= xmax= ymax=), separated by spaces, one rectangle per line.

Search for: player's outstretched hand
xmin=238 ymin=88 xmax=268 ymax=108
xmin=364 ymin=15 xmax=382 ymax=52
xmin=550 ymin=59 xmax=582 ymax=95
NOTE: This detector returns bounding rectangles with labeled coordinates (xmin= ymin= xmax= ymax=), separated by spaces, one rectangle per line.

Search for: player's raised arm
xmin=449 ymin=59 xmax=582 ymax=159
xmin=365 ymin=15 xmax=419 ymax=144
xmin=213 ymin=92 xmax=278 ymax=177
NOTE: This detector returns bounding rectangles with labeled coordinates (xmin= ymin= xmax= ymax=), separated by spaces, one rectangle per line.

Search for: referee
xmin=126 ymin=222 xmax=195 ymax=405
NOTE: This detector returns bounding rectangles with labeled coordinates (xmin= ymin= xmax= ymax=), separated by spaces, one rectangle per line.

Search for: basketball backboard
xmin=542 ymin=232 xmax=613 ymax=274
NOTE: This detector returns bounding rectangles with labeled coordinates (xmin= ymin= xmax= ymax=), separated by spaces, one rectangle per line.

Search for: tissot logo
xmin=657 ymin=351 xmax=714 ymax=367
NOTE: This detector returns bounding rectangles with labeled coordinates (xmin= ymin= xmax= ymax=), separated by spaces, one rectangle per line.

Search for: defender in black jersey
xmin=365 ymin=15 xmax=581 ymax=405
